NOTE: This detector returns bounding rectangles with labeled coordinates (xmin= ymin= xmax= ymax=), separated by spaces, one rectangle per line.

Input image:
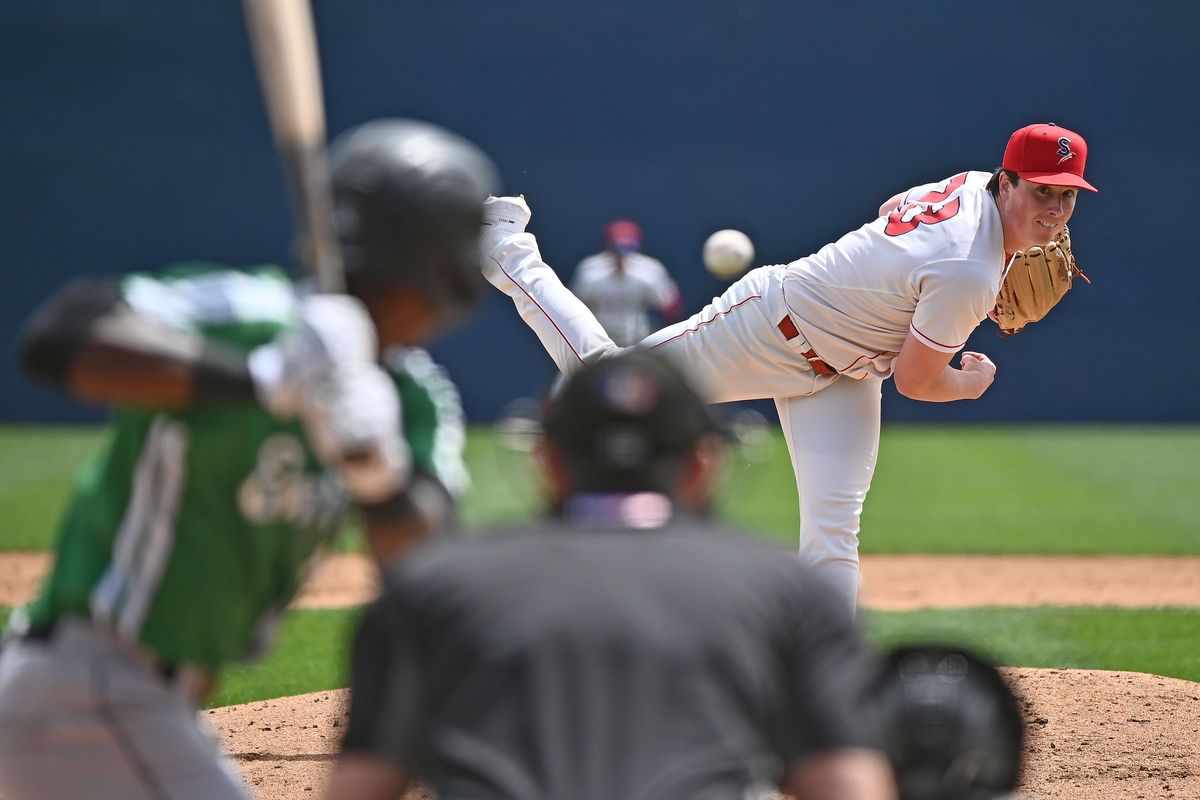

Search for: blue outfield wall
xmin=1 ymin=2 xmax=1195 ymax=423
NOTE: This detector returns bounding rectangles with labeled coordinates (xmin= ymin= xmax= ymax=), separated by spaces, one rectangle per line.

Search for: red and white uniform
xmin=483 ymin=172 xmax=1006 ymax=610
xmin=571 ymin=251 xmax=681 ymax=346
xmin=785 ymin=171 xmax=1004 ymax=379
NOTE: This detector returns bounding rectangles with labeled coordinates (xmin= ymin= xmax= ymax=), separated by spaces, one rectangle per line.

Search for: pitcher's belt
xmin=777 ymin=316 xmax=837 ymax=377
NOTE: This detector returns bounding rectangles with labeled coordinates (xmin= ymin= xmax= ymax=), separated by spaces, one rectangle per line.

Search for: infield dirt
xmin=214 ymin=668 xmax=1200 ymax=800
xmin=5 ymin=552 xmax=1200 ymax=610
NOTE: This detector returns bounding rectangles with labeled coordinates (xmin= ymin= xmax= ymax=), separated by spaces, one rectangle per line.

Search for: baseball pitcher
xmin=480 ymin=122 xmax=1095 ymax=611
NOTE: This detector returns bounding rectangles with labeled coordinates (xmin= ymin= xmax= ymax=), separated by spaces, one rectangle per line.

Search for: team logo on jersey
xmin=1056 ymin=137 xmax=1076 ymax=164
xmin=884 ymin=172 xmax=968 ymax=237
xmin=238 ymin=433 xmax=344 ymax=530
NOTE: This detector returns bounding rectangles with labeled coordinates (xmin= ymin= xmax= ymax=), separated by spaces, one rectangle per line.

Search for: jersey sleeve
xmin=120 ymin=262 xmax=297 ymax=350
xmin=384 ymin=347 xmax=470 ymax=499
xmin=908 ymin=259 xmax=998 ymax=353
xmin=777 ymin=570 xmax=885 ymax=757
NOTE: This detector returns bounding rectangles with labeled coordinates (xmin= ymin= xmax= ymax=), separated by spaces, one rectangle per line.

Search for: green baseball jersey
xmin=24 ymin=263 xmax=468 ymax=669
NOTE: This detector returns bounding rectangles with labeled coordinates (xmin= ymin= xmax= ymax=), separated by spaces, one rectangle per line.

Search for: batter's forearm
xmin=67 ymin=337 xmax=254 ymax=410
xmin=20 ymin=282 xmax=255 ymax=409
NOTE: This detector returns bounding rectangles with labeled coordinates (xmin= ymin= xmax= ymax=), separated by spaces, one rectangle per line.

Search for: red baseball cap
xmin=1002 ymin=123 xmax=1097 ymax=192
xmin=605 ymin=220 xmax=643 ymax=253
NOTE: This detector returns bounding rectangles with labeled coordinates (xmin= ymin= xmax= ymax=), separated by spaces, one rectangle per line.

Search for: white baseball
xmin=702 ymin=229 xmax=755 ymax=279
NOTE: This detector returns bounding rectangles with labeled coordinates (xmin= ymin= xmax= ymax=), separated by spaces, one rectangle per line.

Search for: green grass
xmin=458 ymin=427 xmax=544 ymax=529
xmin=209 ymin=606 xmax=1200 ymax=703
xmin=2 ymin=422 xmax=1200 ymax=561
xmin=13 ymin=605 xmax=1193 ymax=708
xmin=206 ymin=608 xmax=361 ymax=708
xmin=4 ymin=423 xmax=1199 ymax=555
xmin=4 ymin=602 xmax=1196 ymax=708
xmin=859 ymin=425 xmax=1200 ymax=554
xmin=864 ymin=606 xmax=1200 ymax=684
xmin=0 ymin=605 xmax=362 ymax=708
xmin=0 ymin=426 xmax=107 ymax=550
xmin=461 ymin=422 xmax=1200 ymax=555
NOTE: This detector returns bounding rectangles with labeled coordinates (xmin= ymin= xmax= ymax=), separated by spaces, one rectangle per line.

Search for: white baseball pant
xmin=485 ymin=232 xmax=881 ymax=610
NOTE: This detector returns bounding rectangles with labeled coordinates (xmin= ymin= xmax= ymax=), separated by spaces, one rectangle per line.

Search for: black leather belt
xmin=22 ymin=619 xmax=56 ymax=641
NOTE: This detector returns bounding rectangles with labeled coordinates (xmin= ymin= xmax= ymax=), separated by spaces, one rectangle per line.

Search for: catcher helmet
xmin=875 ymin=644 xmax=1024 ymax=800
xmin=329 ymin=118 xmax=500 ymax=315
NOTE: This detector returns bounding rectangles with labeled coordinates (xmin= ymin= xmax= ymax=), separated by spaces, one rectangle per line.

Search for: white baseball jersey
xmin=480 ymin=176 xmax=1012 ymax=612
xmin=782 ymin=170 xmax=1007 ymax=379
xmin=571 ymin=251 xmax=680 ymax=346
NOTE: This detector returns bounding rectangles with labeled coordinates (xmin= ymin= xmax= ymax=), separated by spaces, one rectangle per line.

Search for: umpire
xmin=327 ymin=350 xmax=896 ymax=800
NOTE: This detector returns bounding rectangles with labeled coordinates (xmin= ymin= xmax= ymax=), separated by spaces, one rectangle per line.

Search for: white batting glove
xmin=248 ymin=294 xmax=379 ymax=419
xmin=301 ymin=362 xmax=412 ymax=504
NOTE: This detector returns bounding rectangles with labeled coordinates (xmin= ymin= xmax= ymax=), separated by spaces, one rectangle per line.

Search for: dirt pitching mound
xmin=212 ymin=669 xmax=1200 ymax=800
xmin=1007 ymin=668 xmax=1199 ymax=799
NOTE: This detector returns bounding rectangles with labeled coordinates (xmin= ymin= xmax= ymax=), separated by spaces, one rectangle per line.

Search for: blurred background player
xmin=479 ymin=122 xmax=1096 ymax=612
xmin=571 ymin=218 xmax=682 ymax=346
xmin=327 ymin=350 xmax=895 ymax=800
xmin=0 ymin=118 xmax=498 ymax=800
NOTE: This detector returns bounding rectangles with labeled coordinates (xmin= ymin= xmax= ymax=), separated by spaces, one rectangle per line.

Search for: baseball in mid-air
xmin=702 ymin=228 xmax=755 ymax=278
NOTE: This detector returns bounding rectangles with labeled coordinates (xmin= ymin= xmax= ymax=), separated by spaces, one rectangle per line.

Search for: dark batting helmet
xmin=875 ymin=644 xmax=1024 ymax=800
xmin=329 ymin=118 xmax=500 ymax=315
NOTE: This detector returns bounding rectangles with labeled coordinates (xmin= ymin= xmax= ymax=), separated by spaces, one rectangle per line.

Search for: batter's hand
xmin=959 ymin=351 xmax=996 ymax=398
xmin=302 ymin=362 xmax=412 ymax=504
xmin=249 ymin=294 xmax=379 ymax=419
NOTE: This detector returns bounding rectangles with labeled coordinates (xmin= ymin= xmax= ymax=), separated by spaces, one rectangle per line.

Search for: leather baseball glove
xmin=992 ymin=226 xmax=1089 ymax=335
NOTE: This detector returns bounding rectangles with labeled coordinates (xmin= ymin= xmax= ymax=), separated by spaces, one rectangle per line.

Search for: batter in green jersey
xmin=0 ymin=119 xmax=499 ymax=800
xmin=25 ymin=264 xmax=470 ymax=668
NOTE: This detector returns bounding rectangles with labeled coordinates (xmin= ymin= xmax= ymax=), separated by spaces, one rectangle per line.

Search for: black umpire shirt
xmin=342 ymin=500 xmax=884 ymax=800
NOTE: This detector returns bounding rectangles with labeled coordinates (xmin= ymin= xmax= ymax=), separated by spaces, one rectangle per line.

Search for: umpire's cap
xmin=542 ymin=350 xmax=719 ymax=494
xmin=875 ymin=644 xmax=1024 ymax=800
xmin=329 ymin=118 xmax=500 ymax=315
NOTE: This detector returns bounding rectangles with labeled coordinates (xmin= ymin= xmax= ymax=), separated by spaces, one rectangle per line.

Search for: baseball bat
xmin=242 ymin=0 xmax=344 ymax=292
